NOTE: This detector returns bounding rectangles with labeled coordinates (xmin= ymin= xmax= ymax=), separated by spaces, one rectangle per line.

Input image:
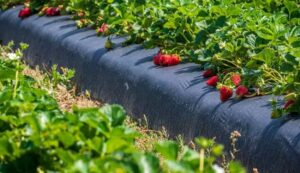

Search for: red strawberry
xmin=45 ymin=8 xmax=51 ymax=15
xmin=220 ymin=86 xmax=233 ymax=102
xmin=284 ymin=100 xmax=295 ymax=109
xmin=203 ymin=69 xmax=214 ymax=78
xmin=153 ymin=52 xmax=162 ymax=65
xmin=169 ymin=54 xmax=180 ymax=66
xmin=46 ymin=7 xmax=60 ymax=16
xmin=236 ymin=85 xmax=249 ymax=98
xmin=98 ymin=23 xmax=109 ymax=33
xmin=18 ymin=7 xmax=31 ymax=19
xmin=206 ymin=76 xmax=219 ymax=86
xmin=153 ymin=52 xmax=180 ymax=66
xmin=231 ymin=74 xmax=241 ymax=86
xmin=159 ymin=54 xmax=168 ymax=66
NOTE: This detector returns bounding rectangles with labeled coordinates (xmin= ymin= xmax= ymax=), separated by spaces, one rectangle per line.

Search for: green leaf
xmin=163 ymin=20 xmax=176 ymax=29
xmin=195 ymin=30 xmax=208 ymax=44
xmin=165 ymin=160 xmax=194 ymax=173
xmin=256 ymin=27 xmax=274 ymax=40
xmin=229 ymin=161 xmax=246 ymax=173
xmin=0 ymin=136 xmax=12 ymax=156
xmin=106 ymin=137 xmax=130 ymax=153
xmin=253 ymin=48 xmax=275 ymax=65
xmin=132 ymin=153 xmax=161 ymax=173
xmin=155 ymin=141 xmax=179 ymax=161
xmin=0 ymin=66 xmax=16 ymax=81
xmin=58 ymin=132 xmax=75 ymax=148
xmin=180 ymin=147 xmax=199 ymax=166
xmin=101 ymin=105 xmax=126 ymax=127
xmin=284 ymin=1 xmax=298 ymax=16
xmin=289 ymin=48 xmax=300 ymax=58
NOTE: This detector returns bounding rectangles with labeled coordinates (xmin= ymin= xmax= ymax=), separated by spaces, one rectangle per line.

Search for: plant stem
xmin=199 ymin=148 xmax=205 ymax=173
xmin=13 ymin=61 xmax=19 ymax=99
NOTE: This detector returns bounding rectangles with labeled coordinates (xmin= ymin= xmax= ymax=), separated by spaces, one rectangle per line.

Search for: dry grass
xmin=23 ymin=66 xmax=102 ymax=111
xmin=23 ymin=65 xmax=169 ymax=151
xmin=125 ymin=117 xmax=169 ymax=151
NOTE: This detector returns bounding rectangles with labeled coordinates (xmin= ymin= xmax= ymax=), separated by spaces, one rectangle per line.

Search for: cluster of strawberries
xmin=203 ymin=69 xmax=249 ymax=102
xmin=18 ymin=7 xmax=296 ymax=109
xmin=153 ymin=51 xmax=180 ymax=66
xmin=42 ymin=7 xmax=61 ymax=16
xmin=19 ymin=6 xmax=60 ymax=19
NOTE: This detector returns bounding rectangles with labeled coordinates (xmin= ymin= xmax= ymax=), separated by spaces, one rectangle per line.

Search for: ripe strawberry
xmin=160 ymin=54 xmax=171 ymax=66
xmin=169 ymin=54 xmax=180 ymax=66
xmin=97 ymin=23 xmax=109 ymax=33
xmin=236 ymin=85 xmax=249 ymax=98
xmin=284 ymin=100 xmax=295 ymax=109
xmin=46 ymin=7 xmax=60 ymax=16
xmin=203 ymin=69 xmax=214 ymax=78
xmin=153 ymin=52 xmax=180 ymax=66
xmin=220 ymin=86 xmax=233 ymax=102
xmin=153 ymin=52 xmax=161 ymax=65
xmin=206 ymin=76 xmax=219 ymax=86
xmin=18 ymin=7 xmax=31 ymax=19
xmin=231 ymin=74 xmax=241 ymax=86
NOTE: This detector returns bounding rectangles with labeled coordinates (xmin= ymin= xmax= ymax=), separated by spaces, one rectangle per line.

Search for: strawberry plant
xmin=0 ymin=0 xmax=23 ymax=10
xmin=0 ymin=42 xmax=245 ymax=172
xmin=4 ymin=0 xmax=300 ymax=117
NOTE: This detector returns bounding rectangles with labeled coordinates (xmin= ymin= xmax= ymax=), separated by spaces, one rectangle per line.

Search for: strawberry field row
xmin=0 ymin=41 xmax=246 ymax=172
xmin=2 ymin=5 xmax=300 ymax=172
xmin=1 ymin=0 xmax=300 ymax=117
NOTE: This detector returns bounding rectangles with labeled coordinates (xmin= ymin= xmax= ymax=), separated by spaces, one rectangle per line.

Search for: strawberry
xmin=206 ymin=76 xmax=219 ymax=86
xmin=97 ymin=23 xmax=109 ymax=33
xmin=153 ymin=53 xmax=161 ymax=65
xmin=161 ymin=54 xmax=171 ymax=66
xmin=169 ymin=54 xmax=180 ymax=66
xmin=46 ymin=7 xmax=60 ymax=16
xmin=18 ymin=7 xmax=31 ymax=19
xmin=220 ymin=86 xmax=233 ymax=102
xmin=203 ymin=69 xmax=214 ymax=78
xmin=284 ymin=100 xmax=295 ymax=109
xmin=231 ymin=74 xmax=241 ymax=86
xmin=153 ymin=52 xmax=180 ymax=66
xmin=105 ymin=37 xmax=114 ymax=50
xmin=236 ymin=85 xmax=249 ymax=98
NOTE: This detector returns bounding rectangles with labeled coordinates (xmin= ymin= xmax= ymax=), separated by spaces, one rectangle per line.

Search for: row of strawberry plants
xmin=0 ymin=42 xmax=245 ymax=172
xmin=1 ymin=0 xmax=300 ymax=118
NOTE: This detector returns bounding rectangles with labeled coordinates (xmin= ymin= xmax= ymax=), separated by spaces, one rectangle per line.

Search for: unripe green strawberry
xmin=105 ymin=37 xmax=114 ymax=50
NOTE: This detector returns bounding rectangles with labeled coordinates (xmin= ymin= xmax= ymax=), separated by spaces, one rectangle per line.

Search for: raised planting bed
xmin=1 ymin=6 xmax=300 ymax=173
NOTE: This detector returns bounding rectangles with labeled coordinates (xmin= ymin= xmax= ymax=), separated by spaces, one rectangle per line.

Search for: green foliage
xmin=12 ymin=0 xmax=299 ymax=117
xmin=0 ymin=43 xmax=245 ymax=172
xmin=0 ymin=0 xmax=23 ymax=10
xmin=50 ymin=64 xmax=75 ymax=90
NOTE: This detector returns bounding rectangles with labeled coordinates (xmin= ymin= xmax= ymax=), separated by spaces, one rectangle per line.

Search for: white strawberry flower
xmin=7 ymin=53 xmax=20 ymax=60
xmin=219 ymin=41 xmax=226 ymax=49
xmin=212 ymin=164 xmax=225 ymax=173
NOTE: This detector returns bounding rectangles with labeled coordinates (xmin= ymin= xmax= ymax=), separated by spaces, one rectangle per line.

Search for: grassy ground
xmin=23 ymin=66 xmax=170 ymax=152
